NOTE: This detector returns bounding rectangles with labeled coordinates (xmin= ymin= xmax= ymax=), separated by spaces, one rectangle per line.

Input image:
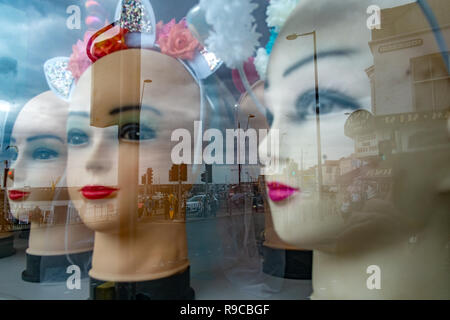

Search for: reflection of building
xmin=346 ymin=0 xmax=449 ymax=158
xmin=369 ymin=0 xmax=449 ymax=116
xmin=342 ymin=0 xmax=449 ymax=201
xmin=339 ymin=154 xmax=362 ymax=176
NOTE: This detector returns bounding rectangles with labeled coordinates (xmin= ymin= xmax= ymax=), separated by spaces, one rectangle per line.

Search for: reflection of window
xmin=412 ymin=53 xmax=450 ymax=111
xmin=407 ymin=129 xmax=448 ymax=150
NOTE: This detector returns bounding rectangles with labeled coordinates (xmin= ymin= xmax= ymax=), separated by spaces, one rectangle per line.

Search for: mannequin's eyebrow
xmin=283 ymin=49 xmax=355 ymax=77
xmin=109 ymin=105 xmax=161 ymax=116
xmin=68 ymin=111 xmax=89 ymax=118
xmin=26 ymin=135 xmax=64 ymax=143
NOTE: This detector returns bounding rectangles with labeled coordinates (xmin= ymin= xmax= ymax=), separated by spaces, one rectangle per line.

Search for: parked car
xmin=186 ymin=194 xmax=219 ymax=217
xmin=186 ymin=195 xmax=204 ymax=216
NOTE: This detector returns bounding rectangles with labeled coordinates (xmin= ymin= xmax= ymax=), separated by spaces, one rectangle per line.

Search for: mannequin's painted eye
xmin=294 ymin=89 xmax=360 ymax=121
xmin=119 ymin=123 xmax=156 ymax=141
xmin=32 ymin=147 xmax=59 ymax=160
xmin=68 ymin=129 xmax=89 ymax=146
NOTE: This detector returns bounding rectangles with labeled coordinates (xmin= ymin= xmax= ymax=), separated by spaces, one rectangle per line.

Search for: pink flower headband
xmin=67 ymin=18 xmax=201 ymax=82
xmin=45 ymin=0 xmax=222 ymax=101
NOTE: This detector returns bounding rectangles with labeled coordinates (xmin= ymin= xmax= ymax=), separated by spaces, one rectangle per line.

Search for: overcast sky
xmin=0 ymin=0 xmax=270 ymax=182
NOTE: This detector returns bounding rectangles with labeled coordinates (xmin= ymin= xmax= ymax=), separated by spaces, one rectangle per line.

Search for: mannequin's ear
xmin=44 ymin=57 xmax=75 ymax=101
xmin=115 ymin=0 xmax=156 ymax=48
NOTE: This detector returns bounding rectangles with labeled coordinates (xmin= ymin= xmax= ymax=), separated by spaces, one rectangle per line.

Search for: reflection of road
xmin=186 ymin=200 xmax=265 ymax=276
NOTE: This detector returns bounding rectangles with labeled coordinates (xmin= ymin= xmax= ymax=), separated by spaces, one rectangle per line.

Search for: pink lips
xmin=8 ymin=190 xmax=30 ymax=201
xmin=267 ymin=182 xmax=300 ymax=202
xmin=80 ymin=185 xmax=119 ymax=200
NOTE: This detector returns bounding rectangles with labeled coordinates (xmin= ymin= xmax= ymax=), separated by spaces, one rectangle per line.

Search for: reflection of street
xmin=186 ymin=198 xmax=265 ymax=275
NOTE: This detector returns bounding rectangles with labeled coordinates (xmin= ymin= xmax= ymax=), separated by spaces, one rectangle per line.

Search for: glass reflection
xmin=260 ymin=0 xmax=449 ymax=299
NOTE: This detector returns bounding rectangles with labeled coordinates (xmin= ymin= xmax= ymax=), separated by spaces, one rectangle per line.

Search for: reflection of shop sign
xmin=345 ymin=109 xmax=374 ymax=137
xmin=356 ymin=133 xmax=378 ymax=157
xmin=365 ymin=168 xmax=392 ymax=178
xmin=378 ymin=39 xmax=423 ymax=53
xmin=379 ymin=110 xmax=449 ymax=125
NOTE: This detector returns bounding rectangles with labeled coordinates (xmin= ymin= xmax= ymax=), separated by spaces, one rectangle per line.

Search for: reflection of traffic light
xmin=147 ymin=168 xmax=153 ymax=184
xmin=180 ymin=164 xmax=187 ymax=181
xmin=200 ymin=165 xmax=212 ymax=183
xmin=3 ymin=168 xmax=13 ymax=188
xmin=169 ymin=164 xmax=179 ymax=182
xmin=141 ymin=174 xmax=146 ymax=185
xmin=206 ymin=164 xmax=212 ymax=183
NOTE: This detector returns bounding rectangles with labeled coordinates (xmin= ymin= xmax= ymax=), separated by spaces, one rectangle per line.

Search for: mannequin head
xmin=8 ymin=91 xmax=68 ymax=220
xmin=259 ymin=0 xmax=450 ymax=251
xmin=67 ymin=48 xmax=200 ymax=233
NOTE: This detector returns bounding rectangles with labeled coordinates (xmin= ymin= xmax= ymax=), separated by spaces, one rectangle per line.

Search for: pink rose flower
xmin=156 ymin=19 xmax=176 ymax=42
xmin=67 ymin=31 xmax=94 ymax=81
xmin=157 ymin=20 xmax=200 ymax=60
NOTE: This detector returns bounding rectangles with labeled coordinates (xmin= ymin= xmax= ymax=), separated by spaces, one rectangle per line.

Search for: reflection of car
xmin=252 ymin=194 xmax=264 ymax=212
xmin=152 ymin=192 xmax=164 ymax=200
xmin=186 ymin=194 xmax=219 ymax=217
xmin=186 ymin=195 xmax=204 ymax=215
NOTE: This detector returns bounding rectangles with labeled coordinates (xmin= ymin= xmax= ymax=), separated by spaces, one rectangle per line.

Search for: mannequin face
xmin=67 ymin=49 xmax=199 ymax=232
xmin=8 ymin=91 xmax=68 ymax=219
xmin=259 ymin=0 xmax=450 ymax=249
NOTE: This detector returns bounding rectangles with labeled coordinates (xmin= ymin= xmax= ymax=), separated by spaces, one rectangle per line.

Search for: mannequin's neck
xmin=90 ymin=221 xmax=189 ymax=282
xmin=28 ymin=221 xmax=93 ymax=256
xmin=310 ymin=210 xmax=449 ymax=299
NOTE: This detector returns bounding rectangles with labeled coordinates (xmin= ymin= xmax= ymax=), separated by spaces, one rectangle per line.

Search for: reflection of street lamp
xmin=246 ymin=114 xmax=255 ymax=130
xmin=140 ymin=79 xmax=153 ymax=107
xmin=287 ymin=31 xmax=323 ymax=198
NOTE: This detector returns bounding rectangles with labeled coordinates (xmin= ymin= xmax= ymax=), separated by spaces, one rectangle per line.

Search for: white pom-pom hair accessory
xmin=266 ymin=0 xmax=300 ymax=31
xmin=199 ymin=0 xmax=261 ymax=69
xmin=187 ymin=0 xmax=267 ymax=116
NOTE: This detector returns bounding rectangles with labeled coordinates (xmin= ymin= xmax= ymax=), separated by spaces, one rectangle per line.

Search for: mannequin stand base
xmin=0 ymin=235 xmax=16 ymax=259
xmin=262 ymin=246 xmax=312 ymax=280
xmin=22 ymin=251 xmax=92 ymax=283
xmin=18 ymin=228 xmax=30 ymax=240
xmin=90 ymin=266 xmax=195 ymax=300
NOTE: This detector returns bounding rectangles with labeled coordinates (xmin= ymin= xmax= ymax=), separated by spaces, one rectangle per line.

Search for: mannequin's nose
xmin=85 ymin=132 xmax=116 ymax=175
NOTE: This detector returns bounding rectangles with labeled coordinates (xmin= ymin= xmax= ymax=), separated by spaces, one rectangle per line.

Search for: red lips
xmin=80 ymin=185 xmax=119 ymax=200
xmin=267 ymin=182 xmax=300 ymax=202
xmin=8 ymin=190 xmax=30 ymax=201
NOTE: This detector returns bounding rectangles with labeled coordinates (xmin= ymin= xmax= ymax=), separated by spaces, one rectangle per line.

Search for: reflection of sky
xmin=0 ymin=0 xmax=270 ymax=180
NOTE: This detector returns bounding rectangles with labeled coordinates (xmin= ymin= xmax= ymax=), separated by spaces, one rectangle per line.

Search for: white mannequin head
xmin=66 ymin=49 xmax=200 ymax=232
xmin=259 ymin=0 xmax=449 ymax=250
xmin=8 ymin=91 xmax=68 ymax=219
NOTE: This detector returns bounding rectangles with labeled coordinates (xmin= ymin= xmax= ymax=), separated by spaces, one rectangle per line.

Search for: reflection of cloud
xmin=0 ymin=57 xmax=17 ymax=75
xmin=0 ymin=100 xmax=11 ymax=112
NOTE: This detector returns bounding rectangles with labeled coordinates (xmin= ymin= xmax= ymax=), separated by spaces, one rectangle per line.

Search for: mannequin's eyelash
xmin=67 ymin=128 xmax=90 ymax=146
xmin=31 ymin=147 xmax=59 ymax=160
xmin=119 ymin=122 xmax=157 ymax=141
xmin=292 ymin=89 xmax=361 ymax=121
